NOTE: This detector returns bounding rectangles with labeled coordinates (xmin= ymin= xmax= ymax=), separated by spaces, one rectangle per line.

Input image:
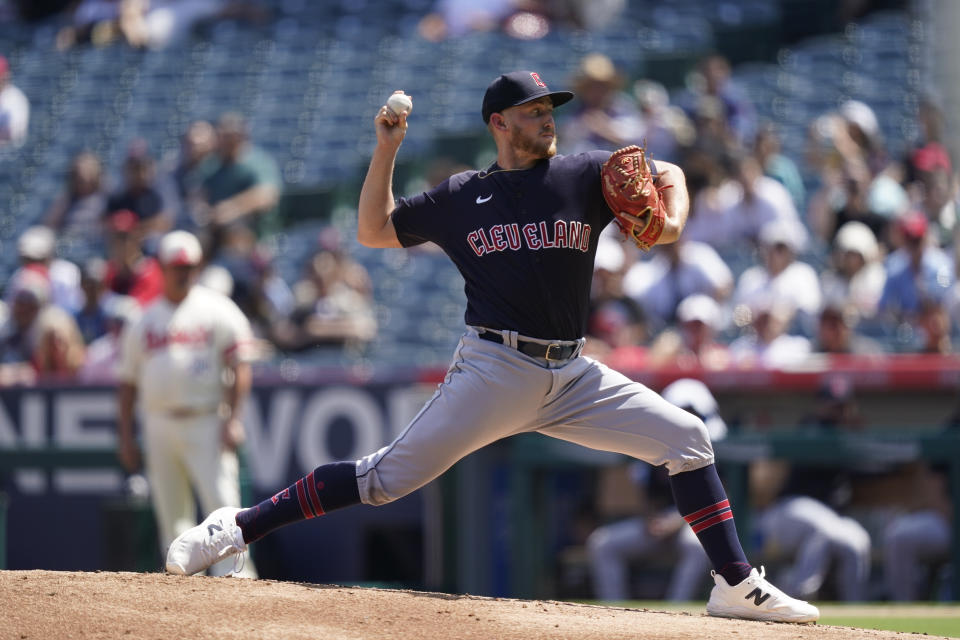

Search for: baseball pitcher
xmin=165 ymin=71 xmax=817 ymax=623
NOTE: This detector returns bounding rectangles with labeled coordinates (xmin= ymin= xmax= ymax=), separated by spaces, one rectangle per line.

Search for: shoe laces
xmin=230 ymin=550 xmax=246 ymax=575
xmin=212 ymin=524 xmax=247 ymax=575
xmin=205 ymin=527 xmax=241 ymax=564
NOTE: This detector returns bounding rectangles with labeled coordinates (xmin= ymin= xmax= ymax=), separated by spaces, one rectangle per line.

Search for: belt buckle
xmin=545 ymin=343 xmax=563 ymax=361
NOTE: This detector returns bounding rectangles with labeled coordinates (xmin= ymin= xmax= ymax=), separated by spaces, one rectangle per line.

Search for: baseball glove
xmin=600 ymin=144 xmax=671 ymax=251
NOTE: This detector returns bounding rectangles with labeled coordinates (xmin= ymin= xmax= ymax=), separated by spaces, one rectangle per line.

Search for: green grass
xmin=818 ymin=605 xmax=960 ymax=638
xmin=581 ymin=601 xmax=960 ymax=638
xmin=819 ymin=615 xmax=960 ymax=637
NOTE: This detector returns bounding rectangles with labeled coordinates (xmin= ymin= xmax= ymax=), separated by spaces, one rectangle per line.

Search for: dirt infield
xmin=0 ymin=570 xmax=951 ymax=640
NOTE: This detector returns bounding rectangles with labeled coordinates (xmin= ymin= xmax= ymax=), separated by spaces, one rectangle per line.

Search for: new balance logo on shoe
xmin=707 ymin=567 xmax=819 ymax=623
xmin=745 ymin=587 xmax=771 ymax=606
xmin=207 ymin=523 xmax=223 ymax=536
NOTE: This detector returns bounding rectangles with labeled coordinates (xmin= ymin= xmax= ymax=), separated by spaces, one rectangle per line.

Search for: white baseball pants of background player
xmin=755 ymin=495 xmax=870 ymax=601
xmin=587 ymin=511 xmax=710 ymax=601
xmin=356 ymin=328 xmax=715 ymax=506
xmin=143 ymin=411 xmax=256 ymax=577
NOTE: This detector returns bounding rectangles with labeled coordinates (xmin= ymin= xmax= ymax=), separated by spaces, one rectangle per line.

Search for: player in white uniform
xmin=164 ymin=72 xmax=817 ymax=623
xmin=117 ymin=230 xmax=257 ymax=577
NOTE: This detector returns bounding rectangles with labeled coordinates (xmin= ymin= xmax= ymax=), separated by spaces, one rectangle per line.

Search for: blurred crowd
xmin=569 ymin=52 xmax=959 ymax=370
xmin=5 ymin=0 xmax=626 ymax=48
xmin=1 ymin=35 xmax=959 ymax=384
xmin=0 ymin=0 xmax=269 ymax=50
xmin=0 ymin=107 xmax=378 ymax=384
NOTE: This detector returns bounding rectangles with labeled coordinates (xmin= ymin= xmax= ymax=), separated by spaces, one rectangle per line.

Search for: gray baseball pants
xmin=356 ymin=328 xmax=714 ymax=507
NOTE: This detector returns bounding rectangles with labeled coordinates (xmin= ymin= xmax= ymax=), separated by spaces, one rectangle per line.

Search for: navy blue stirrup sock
xmin=668 ymin=463 xmax=752 ymax=586
xmin=235 ymin=461 xmax=361 ymax=543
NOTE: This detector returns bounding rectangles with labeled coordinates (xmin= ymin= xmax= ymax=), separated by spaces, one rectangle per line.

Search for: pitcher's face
xmin=503 ymin=98 xmax=558 ymax=160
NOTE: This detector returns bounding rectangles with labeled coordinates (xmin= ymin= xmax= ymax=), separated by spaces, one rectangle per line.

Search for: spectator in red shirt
xmin=103 ymin=209 xmax=164 ymax=306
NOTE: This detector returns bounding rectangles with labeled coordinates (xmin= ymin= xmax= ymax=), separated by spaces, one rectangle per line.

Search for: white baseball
xmin=386 ymin=92 xmax=413 ymax=116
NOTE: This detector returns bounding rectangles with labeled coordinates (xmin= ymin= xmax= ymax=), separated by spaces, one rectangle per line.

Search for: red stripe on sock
xmin=683 ymin=499 xmax=730 ymax=524
xmin=295 ymin=478 xmax=315 ymax=519
xmin=305 ymin=471 xmax=326 ymax=517
xmin=691 ymin=510 xmax=734 ymax=534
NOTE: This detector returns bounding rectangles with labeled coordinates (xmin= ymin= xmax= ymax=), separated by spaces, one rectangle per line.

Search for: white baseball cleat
xmin=706 ymin=566 xmax=819 ymax=623
xmin=165 ymin=507 xmax=247 ymax=576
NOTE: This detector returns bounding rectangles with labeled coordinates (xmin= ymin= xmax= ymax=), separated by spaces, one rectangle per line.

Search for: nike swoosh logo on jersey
xmin=476 ymin=194 xmax=493 ymax=204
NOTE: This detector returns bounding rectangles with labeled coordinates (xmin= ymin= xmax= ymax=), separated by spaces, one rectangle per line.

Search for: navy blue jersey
xmin=391 ymin=150 xmax=613 ymax=340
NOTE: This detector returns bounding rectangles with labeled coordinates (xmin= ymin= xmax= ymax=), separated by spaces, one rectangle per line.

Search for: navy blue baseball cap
xmin=481 ymin=70 xmax=574 ymax=124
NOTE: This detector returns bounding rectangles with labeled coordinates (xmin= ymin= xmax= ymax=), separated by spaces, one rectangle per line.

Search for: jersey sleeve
xmin=587 ymin=149 xmax=613 ymax=167
xmin=584 ymin=150 xmax=616 ymax=226
xmin=584 ymin=149 xmax=614 ymax=189
xmin=585 ymin=148 xmax=657 ymax=177
xmin=389 ymin=178 xmax=452 ymax=248
xmin=218 ymin=296 xmax=256 ymax=365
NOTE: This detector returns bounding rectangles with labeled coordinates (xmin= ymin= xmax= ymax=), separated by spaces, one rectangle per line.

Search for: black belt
xmin=477 ymin=330 xmax=581 ymax=361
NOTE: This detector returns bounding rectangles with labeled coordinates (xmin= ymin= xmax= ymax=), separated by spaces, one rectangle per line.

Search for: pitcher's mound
xmin=0 ymin=570 xmax=943 ymax=639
